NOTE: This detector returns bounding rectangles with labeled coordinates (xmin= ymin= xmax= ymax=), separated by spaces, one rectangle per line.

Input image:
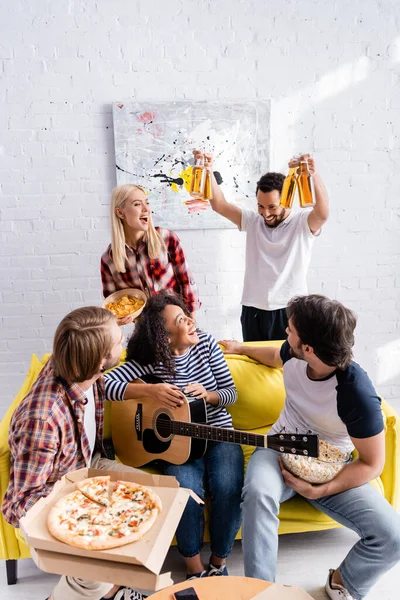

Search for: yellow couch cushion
xmin=226 ymin=349 xmax=285 ymax=430
xmin=0 ymin=354 xmax=50 ymax=561
xmin=0 ymin=354 xmax=46 ymax=456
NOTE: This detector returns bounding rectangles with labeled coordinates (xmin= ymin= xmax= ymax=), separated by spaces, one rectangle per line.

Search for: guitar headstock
xmin=267 ymin=433 xmax=319 ymax=458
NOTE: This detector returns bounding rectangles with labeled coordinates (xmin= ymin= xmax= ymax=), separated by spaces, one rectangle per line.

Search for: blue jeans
xmin=242 ymin=448 xmax=400 ymax=600
xmin=160 ymin=442 xmax=244 ymax=558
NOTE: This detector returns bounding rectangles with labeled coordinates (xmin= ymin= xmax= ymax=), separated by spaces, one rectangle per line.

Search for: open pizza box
xmin=20 ymin=467 xmax=203 ymax=591
xmin=251 ymin=583 xmax=315 ymax=599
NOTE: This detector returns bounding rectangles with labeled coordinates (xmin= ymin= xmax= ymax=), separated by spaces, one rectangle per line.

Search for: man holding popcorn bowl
xmin=220 ymin=294 xmax=400 ymax=600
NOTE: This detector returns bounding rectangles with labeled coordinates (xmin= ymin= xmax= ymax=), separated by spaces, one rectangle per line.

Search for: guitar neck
xmin=167 ymin=420 xmax=318 ymax=457
xmin=170 ymin=420 xmax=266 ymax=447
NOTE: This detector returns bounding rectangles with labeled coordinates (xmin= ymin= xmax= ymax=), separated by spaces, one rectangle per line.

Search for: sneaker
xmin=207 ymin=563 xmax=228 ymax=577
xmin=102 ymin=589 xmax=148 ymax=600
xmin=325 ymin=569 xmax=354 ymax=600
xmin=185 ymin=570 xmax=207 ymax=580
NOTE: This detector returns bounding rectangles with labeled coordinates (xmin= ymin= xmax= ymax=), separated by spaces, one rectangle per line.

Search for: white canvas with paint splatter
xmin=112 ymin=101 xmax=271 ymax=230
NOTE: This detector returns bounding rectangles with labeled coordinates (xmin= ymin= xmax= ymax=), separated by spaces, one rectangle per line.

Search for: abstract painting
xmin=112 ymin=101 xmax=271 ymax=229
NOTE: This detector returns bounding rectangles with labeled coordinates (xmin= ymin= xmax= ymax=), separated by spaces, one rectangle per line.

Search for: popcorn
xmin=282 ymin=439 xmax=351 ymax=484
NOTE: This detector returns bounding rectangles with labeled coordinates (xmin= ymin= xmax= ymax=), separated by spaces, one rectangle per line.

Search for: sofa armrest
xmin=380 ymin=399 xmax=400 ymax=509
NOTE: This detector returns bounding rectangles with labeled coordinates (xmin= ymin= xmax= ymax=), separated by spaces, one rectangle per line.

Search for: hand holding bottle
xmin=190 ymin=150 xmax=213 ymax=201
xmin=288 ymin=153 xmax=316 ymax=175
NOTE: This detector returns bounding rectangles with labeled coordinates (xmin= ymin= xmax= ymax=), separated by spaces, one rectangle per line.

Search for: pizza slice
xmin=112 ymin=480 xmax=162 ymax=512
xmin=77 ymin=475 xmax=111 ymax=506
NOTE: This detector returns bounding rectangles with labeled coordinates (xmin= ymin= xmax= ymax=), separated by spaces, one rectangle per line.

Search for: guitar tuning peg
xmin=279 ymin=446 xmax=284 ymax=452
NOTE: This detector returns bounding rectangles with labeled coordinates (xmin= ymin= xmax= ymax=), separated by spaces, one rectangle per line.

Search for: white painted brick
xmin=0 ymin=0 xmax=399 ymax=415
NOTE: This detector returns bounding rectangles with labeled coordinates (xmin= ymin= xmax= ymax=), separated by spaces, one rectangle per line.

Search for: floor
xmin=1 ymin=528 xmax=399 ymax=599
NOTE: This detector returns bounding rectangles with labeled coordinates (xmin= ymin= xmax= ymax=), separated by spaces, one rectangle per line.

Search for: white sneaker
xmin=325 ymin=569 xmax=354 ymax=600
xmin=113 ymin=589 xmax=147 ymax=600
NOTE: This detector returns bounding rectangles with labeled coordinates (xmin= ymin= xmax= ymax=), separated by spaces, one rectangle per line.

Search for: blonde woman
xmin=101 ymin=184 xmax=201 ymax=324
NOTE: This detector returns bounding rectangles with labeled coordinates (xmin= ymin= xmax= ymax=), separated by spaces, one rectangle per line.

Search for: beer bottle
xmin=203 ymin=170 xmax=212 ymax=201
xmin=279 ymin=167 xmax=297 ymax=209
xmin=297 ymin=160 xmax=315 ymax=208
xmin=190 ymin=157 xmax=206 ymax=198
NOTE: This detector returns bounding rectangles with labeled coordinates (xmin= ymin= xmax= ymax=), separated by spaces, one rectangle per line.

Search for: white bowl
xmin=102 ymin=288 xmax=147 ymax=321
xmin=282 ymin=440 xmax=352 ymax=484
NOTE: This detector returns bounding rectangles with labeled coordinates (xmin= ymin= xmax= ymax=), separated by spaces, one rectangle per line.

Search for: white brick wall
xmin=1 ymin=0 xmax=400 ymax=418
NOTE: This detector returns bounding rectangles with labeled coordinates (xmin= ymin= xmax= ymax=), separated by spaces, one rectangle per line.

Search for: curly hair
xmin=286 ymin=295 xmax=357 ymax=370
xmin=256 ymin=172 xmax=285 ymax=195
xmin=126 ymin=291 xmax=190 ymax=376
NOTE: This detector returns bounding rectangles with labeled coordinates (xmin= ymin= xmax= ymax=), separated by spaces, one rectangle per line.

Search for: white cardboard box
xmin=20 ymin=467 xmax=202 ymax=591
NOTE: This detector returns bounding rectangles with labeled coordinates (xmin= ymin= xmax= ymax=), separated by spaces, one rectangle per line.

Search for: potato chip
xmin=106 ymin=295 xmax=145 ymax=318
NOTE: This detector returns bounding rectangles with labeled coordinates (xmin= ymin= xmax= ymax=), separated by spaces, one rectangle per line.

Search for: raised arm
xmin=193 ymin=150 xmax=242 ymax=228
xmin=218 ymin=339 xmax=283 ymax=369
xmin=289 ymin=153 xmax=329 ymax=234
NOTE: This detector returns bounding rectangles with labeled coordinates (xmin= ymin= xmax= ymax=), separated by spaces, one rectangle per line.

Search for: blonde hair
xmin=52 ymin=307 xmax=116 ymax=382
xmin=110 ymin=184 xmax=165 ymax=273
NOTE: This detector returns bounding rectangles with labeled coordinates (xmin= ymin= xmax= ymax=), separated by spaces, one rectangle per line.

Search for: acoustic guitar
xmin=111 ymin=376 xmax=319 ymax=467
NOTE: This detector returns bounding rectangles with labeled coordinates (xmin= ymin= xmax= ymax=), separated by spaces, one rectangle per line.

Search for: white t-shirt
xmin=240 ymin=209 xmax=318 ymax=311
xmin=83 ymin=385 xmax=97 ymax=465
xmin=269 ymin=342 xmax=384 ymax=454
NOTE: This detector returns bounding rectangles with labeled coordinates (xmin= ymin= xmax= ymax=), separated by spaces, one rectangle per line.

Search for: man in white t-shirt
xmin=194 ymin=151 xmax=329 ymax=341
xmin=220 ymin=294 xmax=400 ymax=600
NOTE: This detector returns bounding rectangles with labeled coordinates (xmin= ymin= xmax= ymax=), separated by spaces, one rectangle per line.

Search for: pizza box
xmin=251 ymin=583 xmax=315 ymax=599
xmin=20 ymin=467 xmax=203 ymax=591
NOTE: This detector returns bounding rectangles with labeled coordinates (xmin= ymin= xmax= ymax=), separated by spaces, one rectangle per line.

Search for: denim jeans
xmin=242 ymin=448 xmax=400 ymax=600
xmin=160 ymin=441 xmax=244 ymax=558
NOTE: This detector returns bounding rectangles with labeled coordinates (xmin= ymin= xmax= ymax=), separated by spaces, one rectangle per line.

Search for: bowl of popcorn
xmin=102 ymin=289 xmax=147 ymax=321
xmin=281 ymin=439 xmax=352 ymax=484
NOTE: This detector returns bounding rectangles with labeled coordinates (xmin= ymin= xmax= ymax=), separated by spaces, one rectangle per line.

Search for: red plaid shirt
xmin=2 ymin=361 xmax=105 ymax=527
xmin=100 ymin=227 xmax=200 ymax=313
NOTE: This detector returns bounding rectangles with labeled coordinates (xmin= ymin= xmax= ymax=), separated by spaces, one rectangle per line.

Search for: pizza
xmin=77 ymin=475 xmax=111 ymax=506
xmin=47 ymin=478 xmax=162 ymax=550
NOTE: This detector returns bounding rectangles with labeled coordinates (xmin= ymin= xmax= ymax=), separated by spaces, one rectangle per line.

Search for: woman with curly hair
xmin=100 ymin=184 xmax=200 ymax=325
xmin=105 ymin=291 xmax=243 ymax=580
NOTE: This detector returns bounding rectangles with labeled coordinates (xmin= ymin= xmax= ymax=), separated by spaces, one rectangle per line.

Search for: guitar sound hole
xmin=155 ymin=413 xmax=172 ymax=440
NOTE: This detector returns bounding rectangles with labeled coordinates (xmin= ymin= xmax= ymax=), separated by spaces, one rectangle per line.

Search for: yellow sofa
xmin=1 ymin=344 xmax=399 ymax=585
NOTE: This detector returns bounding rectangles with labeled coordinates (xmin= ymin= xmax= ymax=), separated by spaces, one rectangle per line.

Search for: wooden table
xmin=150 ymin=576 xmax=272 ymax=600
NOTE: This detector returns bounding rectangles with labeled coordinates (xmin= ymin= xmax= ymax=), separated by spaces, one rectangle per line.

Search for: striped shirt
xmin=2 ymin=361 xmax=105 ymax=527
xmin=100 ymin=227 xmax=201 ymax=313
xmin=105 ymin=332 xmax=236 ymax=429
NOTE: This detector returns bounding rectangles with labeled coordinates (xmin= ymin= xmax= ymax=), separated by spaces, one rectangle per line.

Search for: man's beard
xmin=289 ymin=344 xmax=305 ymax=361
xmin=264 ymin=207 xmax=286 ymax=228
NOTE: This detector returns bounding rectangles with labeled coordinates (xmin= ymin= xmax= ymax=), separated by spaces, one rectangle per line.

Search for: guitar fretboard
xmin=167 ymin=419 xmax=266 ymax=447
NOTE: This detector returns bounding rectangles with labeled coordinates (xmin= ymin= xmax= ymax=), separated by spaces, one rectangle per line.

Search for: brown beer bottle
xmin=203 ymin=169 xmax=212 ymax=201
xmin=279 ymin=167 xmax=297 ymax=209
xmin=297 ymin=160 xmax=315 ymax=208
xmin=190 ymin=157 xmax=205 ymax=198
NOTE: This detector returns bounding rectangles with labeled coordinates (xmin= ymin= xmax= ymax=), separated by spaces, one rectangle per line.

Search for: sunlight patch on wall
xmin=271 ymin=55 xmax=370 ymax=168
xmin=376 ymin=338 xmax=400 ymax=385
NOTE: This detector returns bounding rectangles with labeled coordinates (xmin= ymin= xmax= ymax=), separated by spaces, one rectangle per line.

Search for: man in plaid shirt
xmin=2 ymin=307 xmax=146 ymax=600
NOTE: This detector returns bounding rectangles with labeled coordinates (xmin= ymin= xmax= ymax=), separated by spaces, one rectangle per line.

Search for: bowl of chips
xmin=102 ymin=288 xmax=147 ymax=321
xmin=281 ymin=439 xmax=352 ymax=484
